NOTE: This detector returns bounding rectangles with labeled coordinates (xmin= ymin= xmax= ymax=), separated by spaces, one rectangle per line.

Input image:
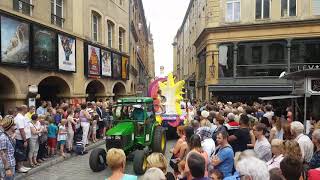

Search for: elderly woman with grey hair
xmin=309 ymin=129 xmax=320 ymax=169
xmin=236 ymin=156 xmax=270 ymax=180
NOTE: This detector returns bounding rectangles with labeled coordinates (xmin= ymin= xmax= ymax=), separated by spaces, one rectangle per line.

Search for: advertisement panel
xmin=1 ymin=16 xmax=30 ymax=65
xmin=87 ymin=44 xmax=100 ymax=76
xmin=121 ymin=56 xmax=129 ymax=80
xmin=58 ymin=34 xmax=76 ymax=72
xmin=32 ymin=25 xmax=57 ymax=69
xmin=112 ymin=53 xmax=121 ymax=79
xmin=101 ymin=49 xmax=112 ymax=77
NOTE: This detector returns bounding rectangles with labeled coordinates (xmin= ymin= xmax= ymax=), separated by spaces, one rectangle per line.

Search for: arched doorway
xmin=38 ymin=76 xmax=71 ymax=106
xmin=113 ymin=82 xmax=126 ymax=100
xmin=86 ymin=80 xmax=106 ymax=102
xmin=0 ymin=73 xmax=16 ymax=115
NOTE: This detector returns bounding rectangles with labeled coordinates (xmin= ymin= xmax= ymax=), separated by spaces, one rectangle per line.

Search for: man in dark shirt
xmin=228 ymin=114 xmax=251 ymax=153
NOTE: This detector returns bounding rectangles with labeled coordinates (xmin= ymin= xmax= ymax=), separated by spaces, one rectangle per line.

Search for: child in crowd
xmin=209 ymin=169 xmax=223 ymax=180
xmin=92 ymin=115 xmax=99 ymax=143
xmin=37 ymin=115 xmax=49 ymax=162
xmin=47 ymin=117 xmax=58 ymax=157
xmin=58 ymin=119 xmax=68 ymax=157
xmin=74 ymin=134 xmax=87 ymax=155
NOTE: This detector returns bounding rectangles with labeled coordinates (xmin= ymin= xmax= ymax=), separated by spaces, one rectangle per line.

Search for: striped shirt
xmin=254 ymin=136 xmax=272 ymax=162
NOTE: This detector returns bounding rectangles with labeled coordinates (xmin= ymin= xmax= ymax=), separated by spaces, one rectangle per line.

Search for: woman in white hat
xmin=200 ymin=111 xmax=211 ymax=128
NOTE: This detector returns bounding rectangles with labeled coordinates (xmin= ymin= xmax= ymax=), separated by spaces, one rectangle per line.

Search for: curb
xmin=16 ymin=140 xmax=105 ymax=180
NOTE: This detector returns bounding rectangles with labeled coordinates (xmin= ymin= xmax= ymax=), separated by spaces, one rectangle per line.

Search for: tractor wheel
xmin=133 ymin=150 xmax=147 ymax=175
xmin=89 ymin=148 xmax=107 ymax=172
xmin=152 ymin=126 xmax=166 ymax=154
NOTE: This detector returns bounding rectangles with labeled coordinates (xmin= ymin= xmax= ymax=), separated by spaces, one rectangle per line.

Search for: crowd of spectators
xmin=106 ymin=100 xmax=320 ymax=180
xmin=0 ymin=100 xmax=114 ymax=179
xmin=2 ymin=99 xmax=320 ymax=180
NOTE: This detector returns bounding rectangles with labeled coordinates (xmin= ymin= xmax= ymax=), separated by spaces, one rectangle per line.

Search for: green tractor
xmin=89 ymin=97 xmax=167 ymax=175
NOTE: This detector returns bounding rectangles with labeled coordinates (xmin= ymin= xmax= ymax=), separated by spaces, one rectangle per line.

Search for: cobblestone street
xmin=24 ymin=140 xmax=175 ymax=180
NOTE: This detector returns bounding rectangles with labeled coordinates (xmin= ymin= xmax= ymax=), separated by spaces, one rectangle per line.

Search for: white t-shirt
xmin=30 ymin=121 xmax=41 ymax=139
xmin=202 ymin=138 xmax=216 ymax=158
xmin=295 ymin=134 xmax=314 ymax=163
xmin=254 ymin=136 xmax=272 ymax=162
xmin=58 ymin=125 xmax=67 ymax=141
xmin=14 ymin=113 xmax=32 ymax=140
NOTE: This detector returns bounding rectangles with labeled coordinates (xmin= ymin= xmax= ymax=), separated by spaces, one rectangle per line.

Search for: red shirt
xmin=308 ymin=169 xmax=320 ymax=180
xmin=228 ymin=121 xmax=239 ymax=127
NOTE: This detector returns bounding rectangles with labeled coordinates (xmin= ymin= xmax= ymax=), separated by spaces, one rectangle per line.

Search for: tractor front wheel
xmin=152 ymin=126 xmax=166 ymax=154
xmin=89 ymin=148 xmax=107 ymax=172
xmin=133 ymin=150 xmax=147 ymax=175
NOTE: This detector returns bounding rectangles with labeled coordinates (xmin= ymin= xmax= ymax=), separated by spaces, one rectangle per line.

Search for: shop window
xmin=51 ymin=0 xmax=64 ymax=27
xmin=256 ymin=0 xmax=270 ymax=19
xmin=281 ymin=0 xmax=296 ymax=17
xmin=291 ymin=39 xmax=320 ymax=64
xmin=226 ymin=0 xmax=240 ymax=22
xmin=13 ymin=0 xmax=33 ymax=16
xmin=237 ymin=41 xmax=287 ymax=77
xmin=218 ymin=44 xmax=234 ymax=78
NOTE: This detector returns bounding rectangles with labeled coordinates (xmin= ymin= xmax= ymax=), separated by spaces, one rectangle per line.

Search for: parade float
xmin=148 ymin=73 xmax=186 ymax=136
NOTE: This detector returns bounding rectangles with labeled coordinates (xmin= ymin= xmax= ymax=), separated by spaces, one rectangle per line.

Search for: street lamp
xmin=209 ymin=53 xmax=216 ymax=78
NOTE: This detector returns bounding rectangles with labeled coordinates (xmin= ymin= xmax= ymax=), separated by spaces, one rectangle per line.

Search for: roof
xmin=283 ymin=69 xmax=320 ymax=80
xmin=259 ymin=95 xmax=303 ymax=101
xmin=118 ymin=97 xmax=153 ymax=103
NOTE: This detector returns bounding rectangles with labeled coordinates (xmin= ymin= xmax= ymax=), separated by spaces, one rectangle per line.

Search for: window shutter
xmin=313 ymin=0 xmax=320 ymax=15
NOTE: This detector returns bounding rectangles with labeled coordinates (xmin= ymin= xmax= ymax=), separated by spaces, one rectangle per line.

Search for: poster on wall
xmin=101 ymin=49 xmax=112 ymax=77
xmin=121 ymin=56 xmax=129 ymax=80
xmin=58 ymin=34 xmax=76 ymax=72
xmin=112 ymin=53 xmax=121 ymax=79
xmin=87 ymin=44 xmax=100 ymax=76
xmin=1 ymin=16 xmax=30 ymax=65
xmin=32 ymin=25 xmax=57 ymax=69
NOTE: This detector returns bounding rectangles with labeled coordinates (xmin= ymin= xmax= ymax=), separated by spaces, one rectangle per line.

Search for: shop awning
xmin=259 ymin=95 xmax=303 ymax=100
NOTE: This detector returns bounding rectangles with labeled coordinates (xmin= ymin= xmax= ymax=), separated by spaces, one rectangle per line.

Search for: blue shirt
xmin=106 ymin=174 xmax=138 ymax=180
xmin=216 ymin=146 xmax=234 ymax=178
xmin=36 ymin=106 xmax=47 ymax=115
xmin=54 ymin=114 xmax=62 ymax=125
xmin=48 ymin=124 xmax=58 ymax=138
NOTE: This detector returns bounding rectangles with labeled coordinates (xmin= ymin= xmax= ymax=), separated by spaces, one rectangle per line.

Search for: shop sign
xmin=307 ymin=78 xmax=320 ymax=95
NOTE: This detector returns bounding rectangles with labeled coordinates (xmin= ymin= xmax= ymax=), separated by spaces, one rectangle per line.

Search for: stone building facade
xmin=174 ymin=0 xmax=320 ymax=102
xmin=0 ymin=0 xmax=153 ymax=115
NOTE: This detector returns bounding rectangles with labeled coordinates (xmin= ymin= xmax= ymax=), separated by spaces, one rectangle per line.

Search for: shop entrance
xmin=0 ymin=73 xmax=16 ymax=116
xmin=38 ymin=76 xmax=70 ymax=107
xmin=113 ymin=82 xmax=126 ymax=100
xmin=86 ymin=80 xmax=105 ymax=102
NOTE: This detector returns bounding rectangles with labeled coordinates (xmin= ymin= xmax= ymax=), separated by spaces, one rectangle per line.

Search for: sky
xmin=142 ymin=0 xmax=190 ymax=76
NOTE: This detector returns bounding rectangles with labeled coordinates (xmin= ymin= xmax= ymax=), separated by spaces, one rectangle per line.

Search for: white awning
xmin=259 ymin=95 xmax=303 ymax=101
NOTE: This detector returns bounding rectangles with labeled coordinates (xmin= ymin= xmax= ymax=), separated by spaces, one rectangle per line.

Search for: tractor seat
xmin=132 ymin=108 xmax=145 ymax=122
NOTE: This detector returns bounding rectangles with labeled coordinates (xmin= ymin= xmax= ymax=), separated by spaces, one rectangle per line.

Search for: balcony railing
xmin=13 ymin=0 xmax=34 ymax=15
xmin=51 ymin=14 xmax=65 ymax=28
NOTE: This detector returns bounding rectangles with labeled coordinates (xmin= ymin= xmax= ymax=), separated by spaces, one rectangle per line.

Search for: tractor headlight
xmin=115 ymin=136 xmax=121 ymax=140
xmin=106 ymin=135 xmax=112 ymax=140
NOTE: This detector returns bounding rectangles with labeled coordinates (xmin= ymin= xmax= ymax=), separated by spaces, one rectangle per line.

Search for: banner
xmin=101 ymin=49 xmax=112 ymax=77
xmin=32 ymin=25 xmax=57 ymax=69
xmin=87 ymin=44 xmax=100 ymax=76
xmin=112 ymin=53 xmax=121 ymax=79
xmin=1 ymin=16 xmax=30 ymax=65
xmin=121 ymin=56 xmax=129 ymax=80
xmin=58 ymin=34 xmax=76 ymax=72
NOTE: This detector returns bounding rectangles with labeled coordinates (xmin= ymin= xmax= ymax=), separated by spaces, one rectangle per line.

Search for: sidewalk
xmin=15 ymin=140 xmax=105 ymax=180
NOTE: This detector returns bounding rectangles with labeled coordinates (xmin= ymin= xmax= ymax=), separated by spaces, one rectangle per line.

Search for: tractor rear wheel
xmin=133 ymin=150 xmax=147 ymax=175
xmin=152 ymin=126 xmax=166 ymax=154
xmin=89 ymin=148 xmax=107 ymax=172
